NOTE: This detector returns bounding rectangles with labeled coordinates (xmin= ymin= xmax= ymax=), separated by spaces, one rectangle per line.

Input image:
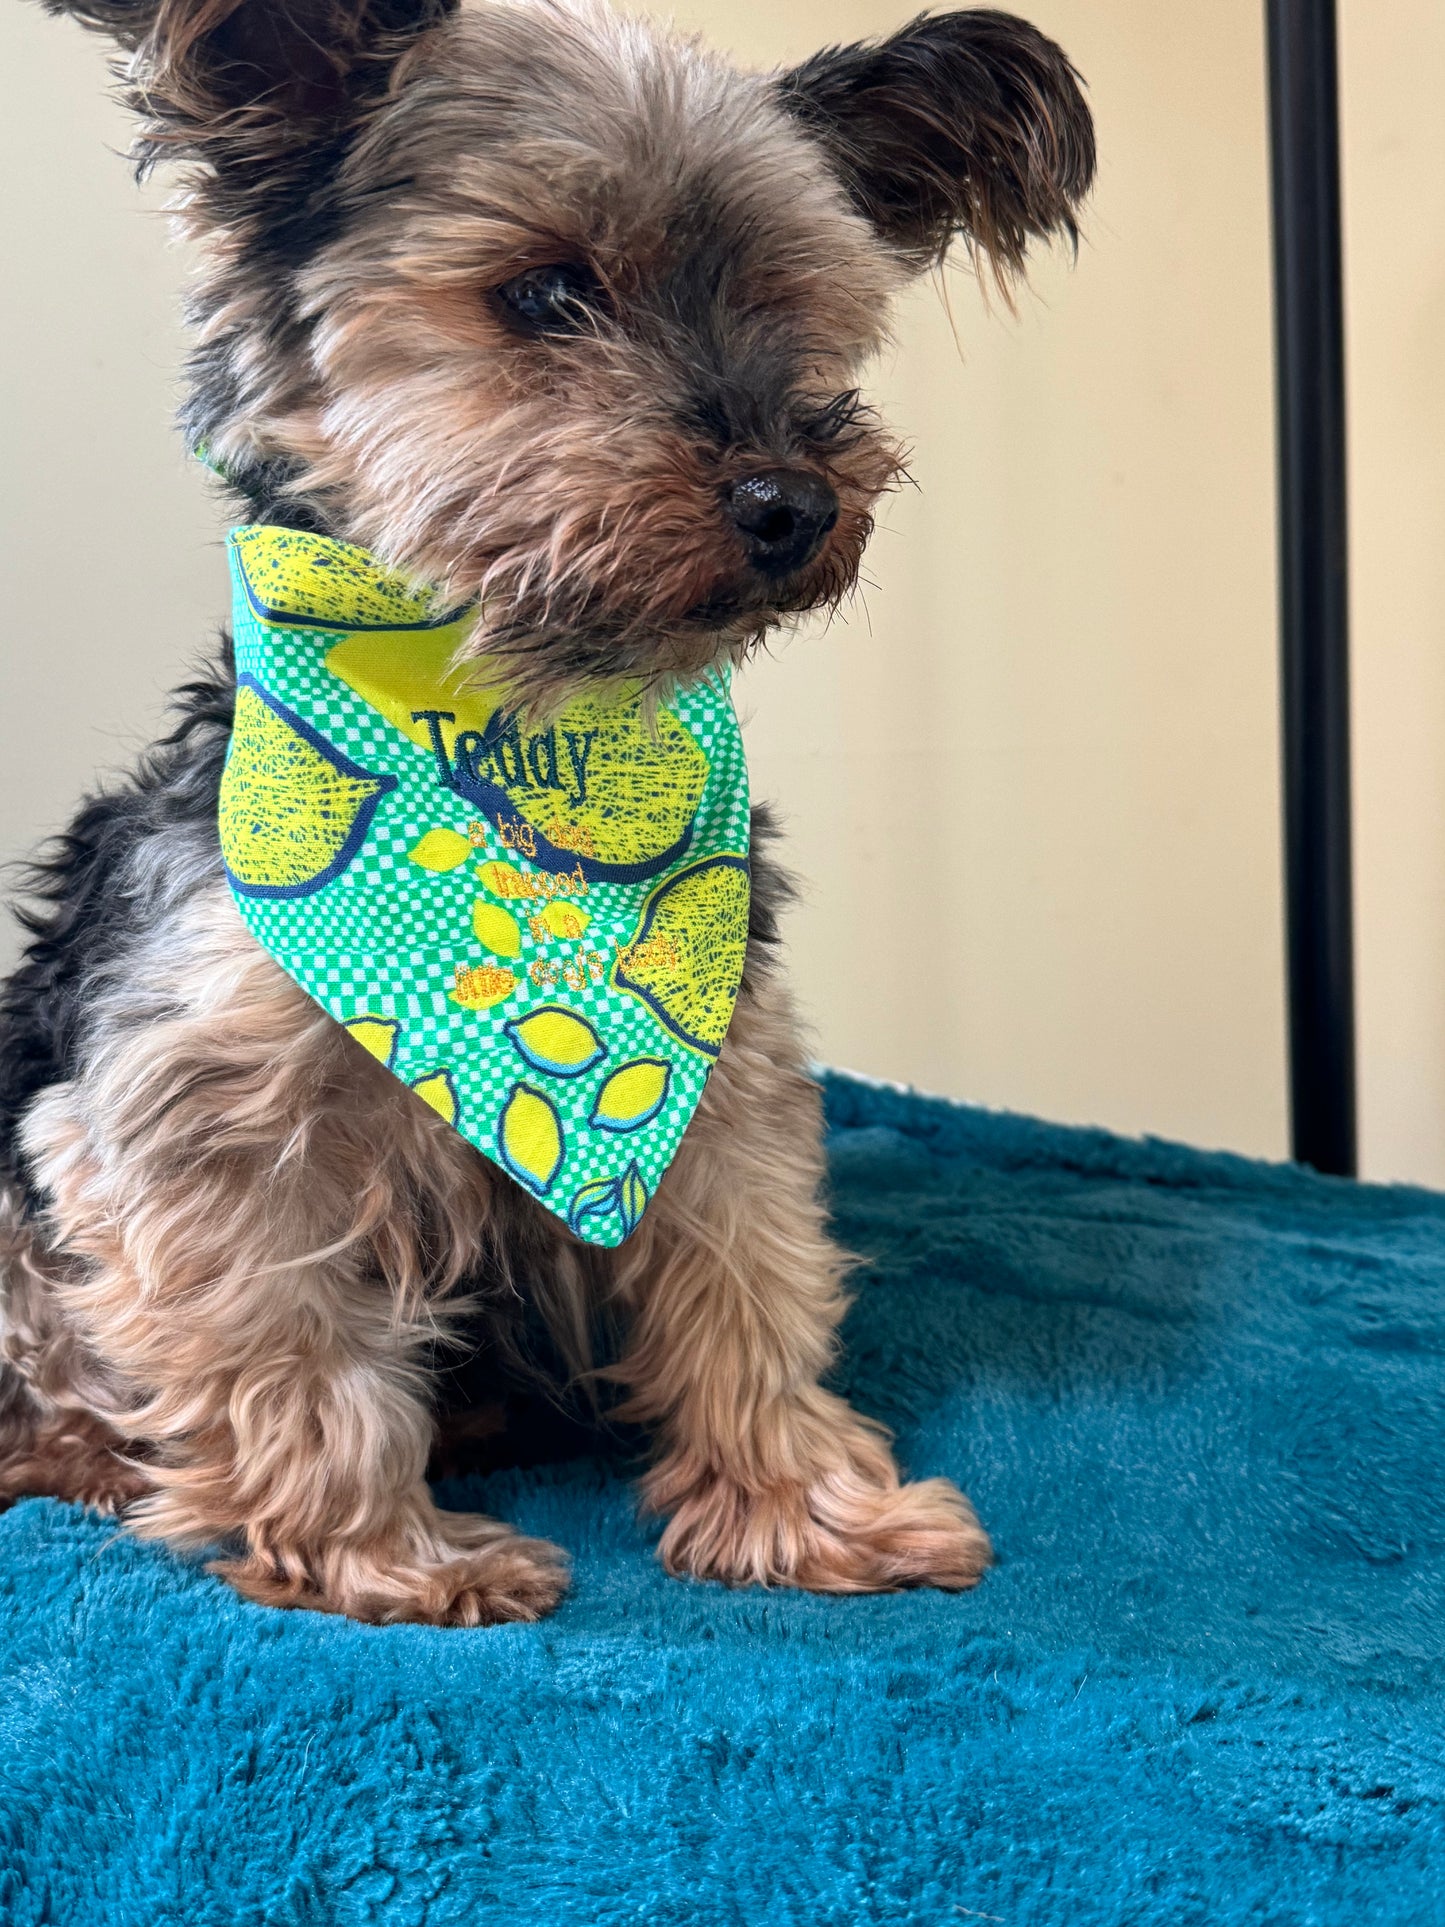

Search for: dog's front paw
xmin=211 ymin=1515 xmax=571 ymax=1625
xmin=651 ymin=1459 xmax=991 ymax=1595
xmin=797 ymin=1473 xmax=993 ymax=1593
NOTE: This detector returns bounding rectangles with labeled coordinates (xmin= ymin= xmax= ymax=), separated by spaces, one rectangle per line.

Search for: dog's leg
xmin=612 ymin=970 xmax=991 ymax=1593
xmin=21 ymin=887 xmax=567 ymax=1625
xmin=0 ymin=1187 xmax=147 ymax=1514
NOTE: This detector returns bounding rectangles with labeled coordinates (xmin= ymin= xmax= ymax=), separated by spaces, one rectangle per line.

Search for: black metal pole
xmin=1266 ymin=0 xmax=1357 ymax=1176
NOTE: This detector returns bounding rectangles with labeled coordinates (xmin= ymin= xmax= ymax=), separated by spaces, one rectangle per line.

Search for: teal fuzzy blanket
xmin=3 ymin=1072 xmax=1444 ymax=1925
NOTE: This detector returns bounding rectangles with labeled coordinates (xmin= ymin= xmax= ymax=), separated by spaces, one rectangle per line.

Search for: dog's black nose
xmin=727 ymin=468 xmax=839 ymax=579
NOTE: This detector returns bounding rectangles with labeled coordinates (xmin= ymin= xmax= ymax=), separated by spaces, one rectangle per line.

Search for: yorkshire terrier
xmin=0 ymin=0 xmax=1093 ymax=1623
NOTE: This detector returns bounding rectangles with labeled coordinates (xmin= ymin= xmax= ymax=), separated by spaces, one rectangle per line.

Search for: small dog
xmin=0 ymin=0 xmax=1092 ymax=1623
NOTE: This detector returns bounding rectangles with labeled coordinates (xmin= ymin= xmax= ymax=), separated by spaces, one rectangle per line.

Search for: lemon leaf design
xmin=343 ymin=1015 xmax=400 ymax=1066
xmin=503 ymin=1007 xmax=605 ymax=1077
xmin=220 ymin=677 xmax=396 ymax=899
xmin=472 ymin=901 xmax=523 ymax=957
xmin=618 ymin=1162 xmax=649 ymax=1237
xmin=540 ymin=901 xmax=591 ymax=940
xmin=564 ymin=1163 xmax=649 ymax=1240
xmin=497 ymin=1084 xmax=563 ymax=1195
xmin=410 ymin=1068 xmax=459 ymax=1126
xmin=409 ymin=828 xmax=472 ymax=872
xmin=450 ymin=964 xmax=517 ymax=1010
xmin=568 ymin=1177 xmax=621 ymax=1238
xmin=591 ymin=1058 xmax=671 ymax=1132
xmin=614 ymin=855 xmax=750 ymax=1057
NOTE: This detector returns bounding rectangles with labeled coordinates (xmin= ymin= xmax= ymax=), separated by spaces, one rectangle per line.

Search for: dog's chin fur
xmin=3 ymin=0 xmax=1092 ymax=1620
xmin=455 ymin=612 xmax=755 ymax=722
xmin=454 ymin=564 xmax=866 ymax=717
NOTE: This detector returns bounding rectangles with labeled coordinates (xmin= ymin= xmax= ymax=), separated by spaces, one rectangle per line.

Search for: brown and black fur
xmin=1 ymin=0 xmax=1093 ymax=1622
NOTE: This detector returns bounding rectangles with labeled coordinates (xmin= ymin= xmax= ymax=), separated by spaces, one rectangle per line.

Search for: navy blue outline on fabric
xmin=233 ymin=532 xmax=473 ymax=634
xmin=496 ymin=1082 xmax=563 ymax=1195
xmin=223 ymin=675 xmax=398 ymax=900
xmin=589 ymin=1058 xmax=672 ymax=1132
xmin=613 ymin=854 xmax=751 ymax=1059
xmin=502 ymin=1007 xmax=607 ymax=1078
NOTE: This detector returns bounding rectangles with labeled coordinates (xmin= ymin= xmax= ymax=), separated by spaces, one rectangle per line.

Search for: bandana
xmin=218 ymin=526 xmax=751 ymax=1248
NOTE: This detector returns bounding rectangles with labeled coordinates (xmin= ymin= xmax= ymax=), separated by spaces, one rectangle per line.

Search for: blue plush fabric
xmin=3 ymin=1071 xmax=1444 ymax=1925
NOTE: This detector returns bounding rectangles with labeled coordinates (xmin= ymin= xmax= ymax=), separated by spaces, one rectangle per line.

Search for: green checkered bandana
xmin=218 ymin=526 xmax=751 ymax=1247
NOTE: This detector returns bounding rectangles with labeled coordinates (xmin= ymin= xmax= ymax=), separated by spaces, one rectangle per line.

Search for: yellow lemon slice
xmin=472 ymin=902 xmax=523 ymax=957
xmin=409 ymin=828 xmax=472 ymax=872
xmin=503 ymin=1007 xmax=605 ymax=1077
xmin=614 ymin=855 xmax=749 ymax=1057
xmin=232 ymin=528 xmax=450 ymax=631
xmin=497 ymin=1085 xmax=564 ymax=1194
xmin=590 ymin=1058 xmax=671 ymax=1132
xmin=219 ymin=679 xmax=395 ymax=898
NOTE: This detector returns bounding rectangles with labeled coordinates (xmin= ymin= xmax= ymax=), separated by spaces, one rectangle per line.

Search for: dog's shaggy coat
xmin=0 ymin=0 xmax=1093 ymax=1622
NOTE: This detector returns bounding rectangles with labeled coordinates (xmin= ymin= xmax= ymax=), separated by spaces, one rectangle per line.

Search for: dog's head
xmin=53 ymin=0 xmax=1093 ymax=704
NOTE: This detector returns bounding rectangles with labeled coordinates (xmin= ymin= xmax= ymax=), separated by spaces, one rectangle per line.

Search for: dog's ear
xmin=41 ymin=0 xmax=454 ymax=171
xmin=777 ymin=9 xmax=1095 ymax=282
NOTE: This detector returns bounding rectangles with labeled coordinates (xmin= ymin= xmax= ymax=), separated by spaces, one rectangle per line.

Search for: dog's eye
xmin=495 ymin=264 xmax=603 ymax=336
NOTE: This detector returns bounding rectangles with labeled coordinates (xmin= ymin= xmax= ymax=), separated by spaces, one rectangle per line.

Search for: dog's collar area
xmin=218 ymin=524 xmax=753 ymax=1247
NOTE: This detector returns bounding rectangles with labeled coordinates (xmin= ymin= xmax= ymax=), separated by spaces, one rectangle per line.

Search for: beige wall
xmin=0 ymin=0 xmax=1439 ymax=1181
xmin=1343 ymin=2 xmax=1445 ymax=1188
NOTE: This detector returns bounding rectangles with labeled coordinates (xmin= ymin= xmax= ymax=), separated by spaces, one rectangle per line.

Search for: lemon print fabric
xmin=344 ymin=1015 xmax=400 ymax=1065
xmin=220 ymin=524 xmax=751 ymax=1248
xmin=498 ymin=1085 xmax=564 ymax=1194
xmin=614 ymin=857 xmax=750 ymax=1056
xmin=568 ymin=1161 xmax=650 ymax=1240
xmin=450 ymin=964 xmax=518 ymax=1010
xmin=471 ymin=902 xmax=523 ymax=957
xmin=219 ymin=678 xmax=396 ymax=898
xmin=539 ymin=901 xmax=589 ymax=940
xmin=410 ymin=1069 xmax=459 ymax=1127
xmin=325 ymin=631 xmax=708 ymax=882
xmin=232 ymin=526 xmax=458 ymax=631
xmin=592 ymin=1059 xmax=671 ymax=1131
xmin=504 ymin=1008 xmax=605 ymax=1077
xmin=408 ymin=828 xmax=472 ymax=872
